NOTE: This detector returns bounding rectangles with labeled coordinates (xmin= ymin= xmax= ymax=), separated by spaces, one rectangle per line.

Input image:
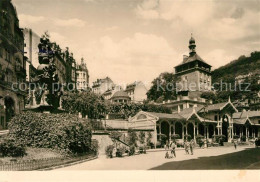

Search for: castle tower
xmin=175 ymin=35 xmax=212 ymax=95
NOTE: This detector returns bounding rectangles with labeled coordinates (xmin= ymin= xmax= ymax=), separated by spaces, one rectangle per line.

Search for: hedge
xmin=7 ymin=111 xmax=92 ymax=154
xmin=0 ymin=138 xmax=26 ymax=157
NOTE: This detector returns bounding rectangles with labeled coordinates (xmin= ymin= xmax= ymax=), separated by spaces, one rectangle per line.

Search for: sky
xmin=12 ymin=0 xmax=260 ymax=88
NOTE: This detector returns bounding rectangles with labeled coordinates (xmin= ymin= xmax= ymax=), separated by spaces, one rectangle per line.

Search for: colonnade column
xmin=169 ymin=122 xmax=172 ymax=142
xmin=206 ymin=125 xmax=209 ymax=139
xmin=193 ymin=123 xmax=196 ymax=141
xmin=173 ymin=123 xmax=175 ymax=135
xmin=182 ymin=125 xmax=184 ymax=140
xmin=246 ymin=127 xmax=249 ymax=141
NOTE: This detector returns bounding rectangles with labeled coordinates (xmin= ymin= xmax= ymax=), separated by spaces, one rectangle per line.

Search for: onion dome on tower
xmin=189 ymin=34 xmax=196 ymax=56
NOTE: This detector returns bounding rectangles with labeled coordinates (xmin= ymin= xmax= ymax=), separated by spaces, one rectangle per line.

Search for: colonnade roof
xmin=233 ymin=110 xmax=260 ymax=125
xmin=199 ymin=101 xmax=238 ymax=113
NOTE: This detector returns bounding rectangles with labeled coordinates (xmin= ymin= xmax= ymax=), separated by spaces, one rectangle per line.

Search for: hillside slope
xmin=212 ymin=51 xmax=260 ymax=83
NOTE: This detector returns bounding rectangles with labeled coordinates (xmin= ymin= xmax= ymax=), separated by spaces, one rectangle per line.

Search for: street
xmin=56 ymin=146 xmax=259 ymax=170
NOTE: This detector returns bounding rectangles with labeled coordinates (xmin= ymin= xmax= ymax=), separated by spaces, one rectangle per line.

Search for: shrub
xmin=127 ymin=129 xmax=138 ymax=147
xmin=105 ymin=145 xmax=114 ymax=158
xmin=116 ymin=146 xmax=125 ymax=157
xmin=128 ymin=146 xmax=135 ymax=156
xmin=146 ymin=132 xmax=152 ymax=146
xmin=0 ymin=138 xmax=26 ymax=157
xmin=90 ymin=139 xmax=99 ymax=155
xmin=7 ymin=111 xmax=92 ymax=154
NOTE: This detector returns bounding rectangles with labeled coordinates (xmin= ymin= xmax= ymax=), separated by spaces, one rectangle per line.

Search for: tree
xmin=139 ymin=131 xmax=146 ymax=145
xmin=61 ymin=91 xmax=108 ymax=119
xmin=201 ymin=91 xmax=216 ymax=103
xmin=146 ymin=132 xmax=153 ymax=146
xmin=127 ymin=129 xmax=138 ymax=147
xmin=147 ymin=72 xmax=179 ymax=102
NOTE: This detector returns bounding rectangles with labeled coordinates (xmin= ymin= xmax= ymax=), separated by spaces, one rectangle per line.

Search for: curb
xmin=38 ymin=156 xmax=98 ymax=171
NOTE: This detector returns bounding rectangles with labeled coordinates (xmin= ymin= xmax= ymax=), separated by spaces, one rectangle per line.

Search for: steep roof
xmin=233 ymin=110 xmax=260 ymax=118
xmin=199 ymin=101 xmax=238 ymax=113
xmin=233 ymin=110 xmax=260 ymax=125
xmin=111 ymin=91 xmax=130 ymax=99
xmin=175 ymin=53 xmax=211 ymax=68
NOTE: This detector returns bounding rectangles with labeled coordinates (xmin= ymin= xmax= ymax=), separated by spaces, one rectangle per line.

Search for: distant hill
xmin=212 ymin=51 xmax=260 ymax=83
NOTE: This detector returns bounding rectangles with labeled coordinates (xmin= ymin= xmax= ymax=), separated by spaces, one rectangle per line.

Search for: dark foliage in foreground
xmin=7 ymin=111 xmax=92 ymax=154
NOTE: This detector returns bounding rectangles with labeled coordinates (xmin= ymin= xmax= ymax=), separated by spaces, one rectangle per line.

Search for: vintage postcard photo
xmin=0 ymin=0 xmax=259 ymax=181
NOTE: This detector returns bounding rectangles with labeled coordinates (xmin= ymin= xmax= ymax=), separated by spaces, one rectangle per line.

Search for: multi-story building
xmin=125 ymin=81 xmax=147 ymax=103
xmin=52 ymin=43 xmax=67 ymax=86
xmin=23 ymin=28 xmax=40 ymax=82
xmin=102 ymin=85 xmax=122 ymax=100
xmin=64 ymin=48 xmax=77 ymax=90
xmin=162 ymin=36 xmax=212 ymax=112
xmin=76 ymin=58 xmax=89 ymax=91
xmin=175 ymin=36 xmax=212 ymax=92
xmin=0 ymin=0 xmax=27 ymax=129
xmin=92 ymin=77 xmax=114 ymax=95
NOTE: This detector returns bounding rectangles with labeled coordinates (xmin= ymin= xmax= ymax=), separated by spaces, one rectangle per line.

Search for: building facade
xmin=175 ymin=36 xmax=212 ymax=92
xmin=161 ymin=36 xmax=213 ymax=113
xmin=23 ymin=28 xmax=40 ymax=82
xmin=0 ymin=0 xmax=27 ymax=129
xmin=92 ymin=77 xmax=114 ymax=95
xmin=102 ymin=85 xmax=122 ymax=100
xmin=110 ymin=90 xmax=131 ymax=103
xmin=76 ymin=58 xmax=89 ymax=91
xmin=125 ymin=81 xmax=147 ymax=103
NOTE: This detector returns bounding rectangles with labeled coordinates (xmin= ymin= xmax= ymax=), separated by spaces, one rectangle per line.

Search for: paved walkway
xmin=56 ymin=146 xmax=256 ymax=170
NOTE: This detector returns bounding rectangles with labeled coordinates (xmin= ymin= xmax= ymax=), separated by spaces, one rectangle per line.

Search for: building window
xmin=214 ymin=115 xmax=218 ymax=121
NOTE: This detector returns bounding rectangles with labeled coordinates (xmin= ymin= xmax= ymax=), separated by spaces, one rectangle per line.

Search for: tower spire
xmin=189 ymin=34 xmax=196 ymax=56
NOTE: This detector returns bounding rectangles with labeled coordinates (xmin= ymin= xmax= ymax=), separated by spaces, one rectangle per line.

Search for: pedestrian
xmin=165 ymin=151 xmax=169 ymax=159
xmin=184 ymin=141 xmax=189 ymax=154
xmin=234 ymin=140 xmax=237 ymax=149
xmin=190 ymin=140 xmax=194 ymax=155
xmin=165 ymin=140 xmax=169 ymax=150
xmin=170 ymin=141 xmax=176 ymax=158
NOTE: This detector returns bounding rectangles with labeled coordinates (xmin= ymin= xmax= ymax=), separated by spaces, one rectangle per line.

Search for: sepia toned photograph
xmin=0 ymin=0 xmax=260 ymax=181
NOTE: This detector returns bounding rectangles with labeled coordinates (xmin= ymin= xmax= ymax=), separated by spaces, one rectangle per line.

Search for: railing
xmin=0 ymin=153 xmax=96 ymax=171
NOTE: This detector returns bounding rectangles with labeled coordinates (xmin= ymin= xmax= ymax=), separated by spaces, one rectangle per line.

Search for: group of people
xmin=184 ymin=140 xmax=195 ymax=155
xmin=165 ymin=141 xmax=176 ymax=159
xmin=164 ymin=139 xmax=195 ymax=159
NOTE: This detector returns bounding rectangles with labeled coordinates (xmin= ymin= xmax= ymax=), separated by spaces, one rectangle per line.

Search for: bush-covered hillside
xmin=212 ymin=51 xmax=260 ymax=83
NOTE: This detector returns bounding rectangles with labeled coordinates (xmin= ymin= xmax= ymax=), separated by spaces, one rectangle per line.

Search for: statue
xmin=33 ymin=33 xmax=62 ymax=110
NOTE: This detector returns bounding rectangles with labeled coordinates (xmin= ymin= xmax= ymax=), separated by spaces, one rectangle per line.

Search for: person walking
xmin=234 ymin=140 xmax=237 ymax=149
xmin=184 ymin=140 xmax=189 ymax=154
xmin=165 ymin=140 xmax=169 ymax=150
xmin=190 ymin=140 xmax=194 ymax=155
xmin=170 ymin=141 xmax=176 ymax=158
